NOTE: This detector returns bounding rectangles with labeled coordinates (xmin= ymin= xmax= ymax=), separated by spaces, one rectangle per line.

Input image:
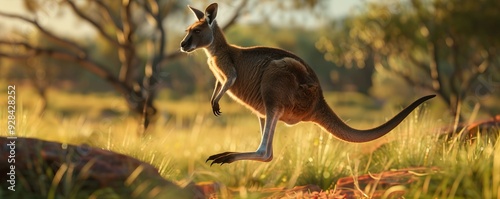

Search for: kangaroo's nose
xmin=180 ymin=36 xmax=191 ymax=47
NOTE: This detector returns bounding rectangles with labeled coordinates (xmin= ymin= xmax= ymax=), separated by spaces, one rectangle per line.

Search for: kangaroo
xmin=180 ymin=3 xmax=435 ymax=166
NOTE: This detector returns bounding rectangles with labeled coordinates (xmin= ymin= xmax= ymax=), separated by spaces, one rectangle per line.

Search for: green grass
xmin=1 ymin=86 xmax=499 ymax=198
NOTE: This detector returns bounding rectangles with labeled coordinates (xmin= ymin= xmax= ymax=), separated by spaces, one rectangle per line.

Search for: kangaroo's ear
xmin=204 ymin=3 xmax=218 ymax=26
xmin=188 ymin=5 xmax=204 ymax=21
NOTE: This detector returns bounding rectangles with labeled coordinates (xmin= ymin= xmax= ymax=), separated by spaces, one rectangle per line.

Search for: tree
xmin=0 ymin=0 xmax=248 ymax=134
xmin=317 ymin=0 xmax=500 ymax=120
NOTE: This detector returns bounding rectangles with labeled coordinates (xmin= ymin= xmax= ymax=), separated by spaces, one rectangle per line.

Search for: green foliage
xmin=317 ymin=0 xmax=500 ymax=120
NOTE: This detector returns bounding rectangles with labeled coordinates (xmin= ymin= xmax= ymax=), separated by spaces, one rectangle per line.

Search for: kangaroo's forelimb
xmin=210 ymin=81 xmax=222 ymax=116
xmin=211 ymin=69 xmax=236 ymax=116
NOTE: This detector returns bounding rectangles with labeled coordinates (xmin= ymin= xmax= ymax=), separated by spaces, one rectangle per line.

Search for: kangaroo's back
xmin=236 ymin=46 xmax=321 ymax=84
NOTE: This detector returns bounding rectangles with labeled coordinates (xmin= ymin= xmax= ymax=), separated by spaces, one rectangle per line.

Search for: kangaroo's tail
xmin=311 ymin=95 xmax=435 ymax=142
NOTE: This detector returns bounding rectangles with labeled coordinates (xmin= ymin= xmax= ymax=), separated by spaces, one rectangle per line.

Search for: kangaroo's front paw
xmin=212 ymin=102 xmax=222 ymax=116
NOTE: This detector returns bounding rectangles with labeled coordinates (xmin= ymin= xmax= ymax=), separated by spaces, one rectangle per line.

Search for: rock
xmin=0 ymin=137 xmax=202 ymax=198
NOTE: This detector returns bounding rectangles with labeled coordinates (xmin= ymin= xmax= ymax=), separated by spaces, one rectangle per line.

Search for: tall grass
xmin=1 ymin=87 xmax=498 ymax=198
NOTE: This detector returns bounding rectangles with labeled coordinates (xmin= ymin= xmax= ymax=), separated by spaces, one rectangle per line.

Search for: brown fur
xmin=180 ymin=3 xmax=435 ymax=165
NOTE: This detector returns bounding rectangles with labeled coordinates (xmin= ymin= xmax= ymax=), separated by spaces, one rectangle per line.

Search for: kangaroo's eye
xmin=193 ymin=29 xmax=201 ymax=33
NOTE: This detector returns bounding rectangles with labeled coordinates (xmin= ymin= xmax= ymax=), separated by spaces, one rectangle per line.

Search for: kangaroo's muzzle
xmin=180 ymin=36 xmax=195 ymax=52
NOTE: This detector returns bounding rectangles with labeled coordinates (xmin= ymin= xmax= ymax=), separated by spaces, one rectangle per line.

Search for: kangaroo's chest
xmin=208 ymin=56 xmax=234 ymax=82
xmin=207 ymin=56 xmax=265 ymax=115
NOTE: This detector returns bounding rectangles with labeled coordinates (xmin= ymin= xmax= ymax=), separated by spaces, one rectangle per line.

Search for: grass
xmin=0 ymin=86 xmax=499 ymax=198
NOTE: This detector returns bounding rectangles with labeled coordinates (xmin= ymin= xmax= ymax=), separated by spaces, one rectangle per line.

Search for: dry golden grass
xmin=1 ymin=85 xmax=499 ymax=198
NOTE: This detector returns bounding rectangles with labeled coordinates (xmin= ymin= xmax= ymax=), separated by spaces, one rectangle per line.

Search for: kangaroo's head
xmin=180 ymin=3 xmax=218 ymax=53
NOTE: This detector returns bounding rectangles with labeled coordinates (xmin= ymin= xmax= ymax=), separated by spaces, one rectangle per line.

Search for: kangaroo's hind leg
xmin=206 ymin=107 xmax=282 ymax=165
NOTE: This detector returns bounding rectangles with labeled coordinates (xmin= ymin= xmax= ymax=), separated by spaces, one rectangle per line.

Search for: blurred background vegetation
xmin=0 ymin=0 xmax=498 ymax=128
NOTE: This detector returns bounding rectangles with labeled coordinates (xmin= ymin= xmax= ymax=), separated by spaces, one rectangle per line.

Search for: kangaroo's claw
xmin=206 ymin=152 xmax=236 ymax=166
xmin=212 ymin=103 xmax=222 ymax=116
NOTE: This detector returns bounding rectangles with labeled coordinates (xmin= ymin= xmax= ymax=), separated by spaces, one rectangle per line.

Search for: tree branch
xmin=148 ymin=0 xmax=165 ymax=67
xmin=116 ymin=0 xmax=137 ymax=83
xmin=222 ymin=0 xmax=248 ymax=32
xmin=140 ymin=0 xmax=165 ymax=89
xmin=94 ymin=0 xmax=122 ymax=30
xmin=64 ymin=0 xmax=121 ymax=47
xmin=0 ymin=40 xmax=131 ymax=96
xmin=463 ymin=58 xmax=490 ymax=93
xmin=428 ymin=40 xmax=443 ymax=90
xmin=0 ymin=11 xmax=85 ymax=56
xmin=120 ymin=0 xmax=134 ymax=43
xmin=0 ymin=52 xmax=30 ymax=60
